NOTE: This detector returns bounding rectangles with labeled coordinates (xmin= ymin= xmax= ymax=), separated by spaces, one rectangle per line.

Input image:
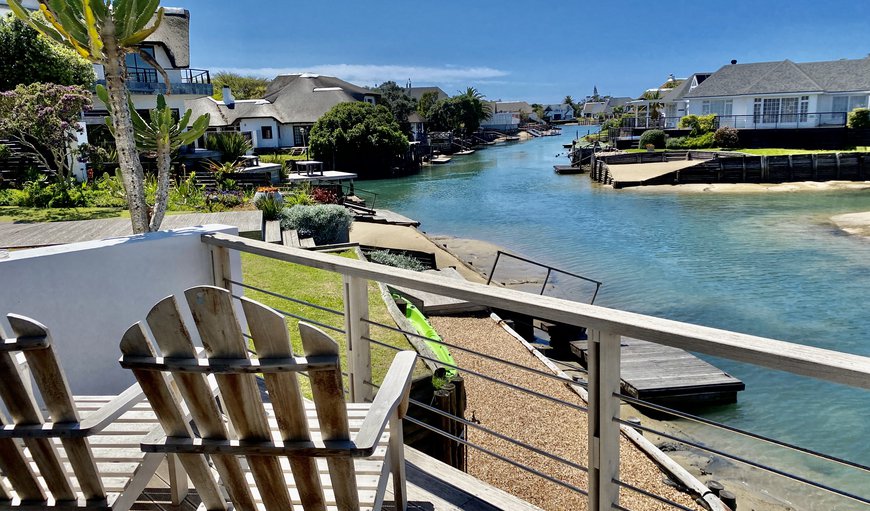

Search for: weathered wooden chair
xmin=120 ymin=285 xmax=416 ymax=511
xmin=0 ymin=314 xmax=165 ymax=509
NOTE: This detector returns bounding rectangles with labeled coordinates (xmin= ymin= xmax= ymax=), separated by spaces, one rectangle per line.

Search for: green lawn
xmin=624 ymin=147 xmax=870 ymax=155
xmin=240 ymin=250 xmax=429 ymax=397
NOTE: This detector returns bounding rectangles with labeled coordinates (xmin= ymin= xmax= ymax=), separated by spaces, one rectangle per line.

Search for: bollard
xmin=719 ymin=490 xmax=737 ymax=510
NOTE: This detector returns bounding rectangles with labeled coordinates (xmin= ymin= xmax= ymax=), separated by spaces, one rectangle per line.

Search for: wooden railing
xmin=202 ymin=232 xmax=870 ymax=511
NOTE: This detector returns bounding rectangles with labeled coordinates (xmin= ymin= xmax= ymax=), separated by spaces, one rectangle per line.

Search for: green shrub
xmin=253 ymin=190 xmax=283 ymax=220
xmin=206 ymin=132 xmax=253 ymax=162
xmin=639 ymin=129 xmax=666 ymax=149
xmin=0 ymin=188 xmax=25 ymax=205
xmin=367 ymin=249 xmax=426 ymax=271
xmin=848 ymin=108 xmax=870 ymax=129
xmin=678 ymin=114 xmax=717 ymax=136
xmin=713 ymin=127 xmax=739 ymax=148
xmin=279 ymin=204 xmax=353 ymax=245
xmin=283 ymin=184 xmax=315 ymax=207
xmin=168 ymin=172 xmax=205 ymax=210
xmin=665 ymin=132 xmax=716 ymax=149
xmin=0 ymin=143 xmax=9 ymax=160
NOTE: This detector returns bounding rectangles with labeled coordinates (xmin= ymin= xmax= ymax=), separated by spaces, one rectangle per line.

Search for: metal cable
xmin=408 ymin=398 xmax=589 ymax=474
xmin=365 ymin=336 xmax=588 ymax=413
xmin=616 ymin=393 xmax=870 ymax=474
xmin=228 ymin=279 xmax=344 ymax=316
xmin=612 ymin=479 xmax=697 ymax=511
xmin=404 ymin=416 xmax=589 ymax=497
xmin=613 ymin=418 xmax=870 ymax=505
xmin=363 ymin=317 xmax=589 ymax=387
xmin=232 ymin=294 xmax=345 ymax=334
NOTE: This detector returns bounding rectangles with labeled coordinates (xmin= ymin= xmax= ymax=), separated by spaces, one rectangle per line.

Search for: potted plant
xmin=253 ymin=186 xmax=284 ymax=220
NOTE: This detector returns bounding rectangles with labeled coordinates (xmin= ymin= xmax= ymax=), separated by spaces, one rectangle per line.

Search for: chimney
xmin=730 ymin=59 xmax=738 ymax=65
xmin=222 ymin=86 xmax=235 ymax=108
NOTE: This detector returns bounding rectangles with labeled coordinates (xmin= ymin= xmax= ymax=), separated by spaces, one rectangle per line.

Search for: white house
xmin=659 ymin=73 xmax=711 ymax=125
xmin=187 ymin=74 xmax=380 ymax=150
xmin=684 ymin=58 xmax=870 ymax=128
xmin=542 ymin=103 xmax=574 ymax=122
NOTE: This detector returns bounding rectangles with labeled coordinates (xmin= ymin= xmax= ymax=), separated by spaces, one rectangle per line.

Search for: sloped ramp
xmin=608 ymin=160 xmax=704 ymax=188
xmin=390 ymin=267 xmax=488 ymax=315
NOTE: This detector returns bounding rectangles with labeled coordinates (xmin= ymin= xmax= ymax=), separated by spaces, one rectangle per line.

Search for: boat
xmin=454 ymin=149 xmax=475 ymax=155
xmin=431 ymin=155 xmax=452 ymax=164
xmin=554 ymin=165 xmax=583 ymax=175
xmin=504 ymin=135 xmax=521 ymax=141
xmin=397 ymin=296 xmax=457 ymax=376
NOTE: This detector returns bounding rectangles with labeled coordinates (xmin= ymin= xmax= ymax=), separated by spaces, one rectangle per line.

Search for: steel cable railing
xmin=612 ymin=418 xmax=870 ymax=505
xmin=612 ymin=479 xmax=697 ymax=511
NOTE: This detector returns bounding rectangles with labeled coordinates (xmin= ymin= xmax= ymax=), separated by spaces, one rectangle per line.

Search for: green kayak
xmin=394 ymin=294 xmax=458 ymax=377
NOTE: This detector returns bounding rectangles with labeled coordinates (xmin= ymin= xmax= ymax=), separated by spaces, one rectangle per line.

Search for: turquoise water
xmin=362 ymin=131 xmax=870 ymax=505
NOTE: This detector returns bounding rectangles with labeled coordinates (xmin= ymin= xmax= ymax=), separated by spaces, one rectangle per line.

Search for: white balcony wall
xmin=0 ymin=225 xmax=242 ymax=395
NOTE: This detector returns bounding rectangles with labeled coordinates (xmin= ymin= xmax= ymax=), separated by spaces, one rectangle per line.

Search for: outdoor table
xmin=296 ymin=160 xmax=323 ymax=176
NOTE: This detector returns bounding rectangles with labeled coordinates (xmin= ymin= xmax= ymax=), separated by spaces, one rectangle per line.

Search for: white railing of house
xmin=202 ymin=232 xmax=870 ymax=511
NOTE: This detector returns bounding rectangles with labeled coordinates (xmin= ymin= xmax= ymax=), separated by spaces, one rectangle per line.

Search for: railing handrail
xmin=202 ymin=232 xmax=870 ymax=390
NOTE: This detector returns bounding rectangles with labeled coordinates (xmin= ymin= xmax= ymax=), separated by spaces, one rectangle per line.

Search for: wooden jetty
xmin=570 ymin=337 xmax=745 ymax=407
xmin=554 ymin=164 xmax=584 ymax=175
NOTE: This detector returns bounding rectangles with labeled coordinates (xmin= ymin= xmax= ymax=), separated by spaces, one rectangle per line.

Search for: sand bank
xmin=628 ymin=180 xmax=870 ymax=193
xmin=830 ymin=211 xmax=870 ymax=238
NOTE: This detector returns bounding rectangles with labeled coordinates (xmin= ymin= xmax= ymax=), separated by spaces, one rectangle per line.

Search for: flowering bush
xmin=205 ymin=190 xmax=245 ymax=211
xmin=312 ymin=186 xmax=339 ymax=204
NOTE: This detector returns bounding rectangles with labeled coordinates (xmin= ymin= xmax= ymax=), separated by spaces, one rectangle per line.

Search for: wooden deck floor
xmin=571 ymin=337 xmax=745 ymax=407
xmin=0 ymin=211 xmax=262 ymax=249
xmin=134 ymin=446 xmax=542 ymax=510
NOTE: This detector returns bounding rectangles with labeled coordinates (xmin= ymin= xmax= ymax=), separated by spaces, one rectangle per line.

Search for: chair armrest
xmin=353 ymin=351 xmax=417 ymax=454
xmin=0 ymin=381 xmax=146 ymax=439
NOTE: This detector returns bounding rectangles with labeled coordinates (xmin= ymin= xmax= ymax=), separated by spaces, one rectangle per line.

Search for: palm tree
xmin=641 ymin=91 xmax=664 ymax=122
xmin=9 ymin=0 xmax=167 ymax=233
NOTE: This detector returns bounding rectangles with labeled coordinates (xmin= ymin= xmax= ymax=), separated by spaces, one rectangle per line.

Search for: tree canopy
xmin=0 ymin=82 xmax=92 ymax=181
xmin=417 ymin=91 xmax=439 ymax=119
xmin=374 ymin=81 xmax=416 ymax=132
xmin=212 ymin=72 xmax=271 ymax=100
xmin=309 ymin=101 xmax=409 ymax=178
xmin=0 ymin=13 xmax=94 ymax=91
xmin=427 ymin=88 xmax=492 ymax=136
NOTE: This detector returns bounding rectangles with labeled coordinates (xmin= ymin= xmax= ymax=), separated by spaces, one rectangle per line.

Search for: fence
xmin=620 ymin=112 xmax=849 ymax=131
xmin=203 ymin=232 xmax=870 ymax=511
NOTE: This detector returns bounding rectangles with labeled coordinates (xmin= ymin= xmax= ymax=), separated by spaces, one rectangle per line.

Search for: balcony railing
xmin=620 ymin=112 xmax=849 ymax=131
xmin=202 ymin=232 xmax=870 ymax=511
xmin=97 ymin=68 xmax=213 ymax=96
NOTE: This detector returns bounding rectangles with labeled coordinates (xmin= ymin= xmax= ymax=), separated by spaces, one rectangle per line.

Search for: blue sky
xmin=175 ymin=0 xmax=870 ymax=104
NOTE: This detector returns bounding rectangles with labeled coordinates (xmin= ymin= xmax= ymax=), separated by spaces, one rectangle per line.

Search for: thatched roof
xmin=144 ymin=7 xmax=190 ymax=68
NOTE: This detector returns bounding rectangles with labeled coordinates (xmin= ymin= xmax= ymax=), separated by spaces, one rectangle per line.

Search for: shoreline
xmin=623 ymin=180 xmax=870 ymax=193
xmin=351 ymin=220 xmax=832 ymax=510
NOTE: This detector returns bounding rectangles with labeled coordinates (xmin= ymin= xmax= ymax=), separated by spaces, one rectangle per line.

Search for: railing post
xmin=587 ymin=329 xmax=621 ymax=511
xmin=343 ymin=275 xmax=372 ymax=402
xmin=210 ymin=245 xmax=232 ymax=291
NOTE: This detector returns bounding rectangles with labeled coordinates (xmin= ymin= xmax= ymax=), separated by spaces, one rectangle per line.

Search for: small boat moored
xmin=431 ymin=155 xmax=453 ymax=164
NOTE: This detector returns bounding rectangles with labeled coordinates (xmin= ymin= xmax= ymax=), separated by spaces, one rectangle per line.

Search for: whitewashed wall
xmin=0 ymin=225 xmax=242 ymax=395
xmin=240 ymin=118 xmax=280 ymax=149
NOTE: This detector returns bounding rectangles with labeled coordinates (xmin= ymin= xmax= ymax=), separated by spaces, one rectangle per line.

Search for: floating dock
xmin=570 ymin=337 xmax=744 ymax=407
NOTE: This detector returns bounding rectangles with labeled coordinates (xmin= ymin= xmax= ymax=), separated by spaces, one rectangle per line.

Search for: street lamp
xmin=300 ymin=127 xmax=309 ymax=160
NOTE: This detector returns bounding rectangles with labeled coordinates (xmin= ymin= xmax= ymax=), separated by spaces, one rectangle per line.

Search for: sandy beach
xmin=627 ymin=180 xmax=870 ymax=193
xmin=830 ymin=211 xmax=870 ymax=238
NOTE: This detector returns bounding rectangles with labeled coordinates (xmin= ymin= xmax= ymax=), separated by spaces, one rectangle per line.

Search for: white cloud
xmin=215 ymin=63 xmax=509 ymax=86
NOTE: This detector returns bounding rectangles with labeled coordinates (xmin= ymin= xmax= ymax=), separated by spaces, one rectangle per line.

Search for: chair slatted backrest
xmin=120 ymin=286 xmax=358 ymax=511
xmin=0 ymin=314 xmax=105 ymax=505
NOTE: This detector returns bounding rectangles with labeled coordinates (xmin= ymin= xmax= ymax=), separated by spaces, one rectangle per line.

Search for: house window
xmin=293 ymin=126 xmax=311 ymax=147
xmin=781 ymin=97 xmax=798 ymax=123
xmin=261 ymin=126 xmax=273 ymax=140
xmin=364 ymin=96 xmax=376 ymax=105
xmin=800 ymin=96 xmax=809 ymax=122
xmin=125 ymin=46 xmax=158 ymax=83
xmin=754 ymin=98 xmax=762 ymax=123
xmin=762 ymin=98 xmax=781 ymax=124
xmin=850 ymin=95 xmax=868 ymax=111
xmin=701 ymin=100 xmax=732 ymax=117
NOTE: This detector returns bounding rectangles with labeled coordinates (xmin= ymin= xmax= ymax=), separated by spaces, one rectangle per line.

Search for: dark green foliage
xmin=665 ymin=132 xmax=716 ymax=149
xmin=375 ymin=81 xmax=416 ymax=132
xmin=206 ymin=132 xmax=253 ymax=162
xmin=714 ymin=127 xmax=739 ymax=148
xmin=0 ymin=143 xmax=8 ymax=160
xmin=279 ymin=204 xmax=353 ymax=245
xmin=309 ymin=102 xmax=409 ymax=178
xmin=212 ymin=72 xmax=270 ymax=100
xmin=0 ymin=13 xmax=94 ymax=91
xmin=417 ymin=91 xmax=439 ymax=119
xmin=848 ymin=108 xmax=870 ymax=129
xmin=639 ymin=129 xmax=666 ymax=149
xmin=427 ymin=88 xmax=492 ymax=136
xmin=678 ymin=114 xmax=717 ymax=136
xmin=367 ymin=249 xmax=426 ymax=271
xmin=205 ymin=190 xmax=244 ymax=211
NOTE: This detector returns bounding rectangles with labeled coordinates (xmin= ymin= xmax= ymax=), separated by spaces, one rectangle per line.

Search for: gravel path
xmin=429 ymin=315 xmax=704 ymax=511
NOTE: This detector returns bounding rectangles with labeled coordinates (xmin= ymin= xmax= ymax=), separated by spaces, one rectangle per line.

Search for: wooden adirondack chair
xmin=0 ymin=314 xmax=165 ymax=510
xmin=119 ymin=285 xmax=416 ymax=511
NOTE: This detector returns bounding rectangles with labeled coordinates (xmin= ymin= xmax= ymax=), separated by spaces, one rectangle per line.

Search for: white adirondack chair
xmin=0 ymin=314 xmax=165 ymax=510
xmin=120 ymin=285 xmax=416 ymax=511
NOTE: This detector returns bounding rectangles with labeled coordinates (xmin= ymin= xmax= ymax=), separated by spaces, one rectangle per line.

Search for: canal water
xmin=362 ymin=130 xmax=870 ymax=506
